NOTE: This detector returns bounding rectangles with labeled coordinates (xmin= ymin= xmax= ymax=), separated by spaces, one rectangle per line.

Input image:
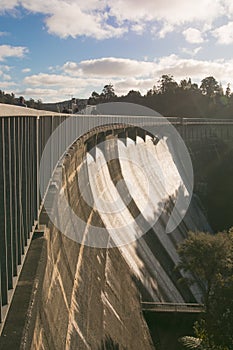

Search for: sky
xmin=1 ymin=0 xmax=233 ymax=102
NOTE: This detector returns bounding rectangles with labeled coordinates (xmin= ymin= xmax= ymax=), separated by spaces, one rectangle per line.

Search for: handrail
xmin=141 ymin=302 xmax=204 ymax=306
xmin=1 ymin=103 xmax=233 ymax=123
xmin=141 ymin=302 xmax=205 ymax=313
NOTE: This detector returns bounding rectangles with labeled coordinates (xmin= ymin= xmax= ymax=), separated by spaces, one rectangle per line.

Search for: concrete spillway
xmin=0 ymin=106 xmax=232 ymax=349
xmin=22 ymin=126 xmax=210 ymax=350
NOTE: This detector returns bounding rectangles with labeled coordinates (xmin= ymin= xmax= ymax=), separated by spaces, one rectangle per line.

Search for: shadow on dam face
xmin=144 ymin=311 xmax=202 ymax=350
xmin=1 ymin=125 xmax=212 ymax=350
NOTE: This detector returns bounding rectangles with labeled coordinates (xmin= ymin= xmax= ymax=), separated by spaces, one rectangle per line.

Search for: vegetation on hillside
xmin=88 ymin=76 xmax=233 ymax=118
xmin=0 ymin=74 xmax=233 ymax=118
xmin=178 ymin=229 xmax=233 ymax=349
xmin=2 ymin=75 xmax=233 ymax=117
xmin=0 ymin=90 xmax=43 ymax=109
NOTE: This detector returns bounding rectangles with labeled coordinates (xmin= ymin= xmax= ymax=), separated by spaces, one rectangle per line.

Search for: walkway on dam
xmin=141 ymin=302 xmax=205 ymax=313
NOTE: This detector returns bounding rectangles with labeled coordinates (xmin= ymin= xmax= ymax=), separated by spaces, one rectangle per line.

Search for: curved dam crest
xmin=26 ymin=125 xmax=210 ymax=350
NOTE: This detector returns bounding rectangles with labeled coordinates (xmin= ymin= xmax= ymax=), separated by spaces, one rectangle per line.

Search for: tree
xmin=87 ymin=91 xmax=100 ymax=105
xmin=126 ymin=90 xmax=141 ymax=98
xmin=226 ymin=83 xmax=231 ymax=98
xmin=146 ymin=88 xmax=153 ymax=97
xmin=92 ymin=91 xmax=100 ymax=99
xmin=190 ymin=82 xmax=199 ymax=91
xmin=36 ymin=99 xmax=43 ymax=109
xmin=180 ymin=320 xmax=229 ymax=349
xmin=178 ymin=229 xmax=233 ymax=349
xmin=27 ymin=98 xmax=36 ymax=108
xmin=158 ymin=74 xmax=178 ymax=94
xmin=124 ymin=90 xmax=142 ymax=103
xmin=180 ymin=78 xmax=192 ymax=90
xmin=178 ymin=231 xmax=232 ymax=310
xmin=216 ymin=82 xmax=224 ymax=96
xmin=101 ymin=83 xmax=116 ymax=100
xmin=200 ymin=76 xmax=220 ymax=97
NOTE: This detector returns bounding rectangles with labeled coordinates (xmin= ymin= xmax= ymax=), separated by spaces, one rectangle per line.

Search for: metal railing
xmin=141 ymin=302 xmax=205 ymax=313
xmin=0 ymin=110 xmax=68 ymax=333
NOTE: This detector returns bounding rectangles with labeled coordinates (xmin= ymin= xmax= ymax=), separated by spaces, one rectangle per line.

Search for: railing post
xmin=36 ymin=116 xmax=40 ymax=216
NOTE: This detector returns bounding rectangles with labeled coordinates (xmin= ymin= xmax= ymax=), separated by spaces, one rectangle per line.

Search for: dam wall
xmin=27 ymin=128 xmax=156 ymax=350
xmin=0 ymin=104 xmax=232 ymax=349
xmin=23 ymin=124 xmax=213 ymax=349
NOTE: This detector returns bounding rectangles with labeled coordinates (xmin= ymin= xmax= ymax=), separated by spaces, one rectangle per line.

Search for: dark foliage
xmin=178 ymin=229 xmax=233 ymax=349
xmin=0 ymin=89 xmax=42 ymax=109
xmin=87 ymin=76 xmax=233 ymax=118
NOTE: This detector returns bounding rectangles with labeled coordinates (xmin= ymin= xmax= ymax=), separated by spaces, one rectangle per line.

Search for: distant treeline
xmin=2 ymin=75 xmax=233 ymax=117
xmin=87 ymin=75 xmax=233 ymax=118
xmin=0 ymin=90 xmax=43 ymax=109
xmin=0 ymin=90 xmax=85 ymax=113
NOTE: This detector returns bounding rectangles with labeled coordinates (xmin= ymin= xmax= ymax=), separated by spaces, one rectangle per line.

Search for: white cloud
xmin=3 ymin=2 xmax=233 ymax=102
xmin=0 ymin=73 xmax=11 ymax=80
xmin=131 ymin=23 xmax=145 ymax=35
xmin=108 ymin=0 xmax=224 ymax=26
xmin=22 ymin=55 xmax=233 ymax=102
xmin=62 ymin=61 xmax=79 ymax=74
xmin=181 ymin=47 xmax=202 ymax=56
xmin=115 ymin=78 xmax=154 ymax=95
xmin=0 ymin=81 xmax=16 ymax=88
xmin=19 ymin=84 xmax=103 ymax=102
xmin=30 ymin=56 xmax=233 ymax=88
xmin=22 ymin=68 xmax=31 ymax=73
xmin=0 ymin=45 xmax=28 ymax=61
xmin=0 ymin=0 xmax=18 ymax=13
xmin=10 ymin=0 xmax=127 ymax=40
xmin=153 ymin=55 xmax=233 ymax=84
xmin=158 ymin=23 xmax=174 ymax=38
xmin=72 ymin=57 xmax=154 ymax=77
xmin=21 ymin=77 xmax=153 ymax=102
xmin=183 ymin=28 xmax=205 ymax=44
xmin=18 ymin=87 xmax=80 ymax=103
xmin=212 ymin=21 xmax=233 ymax=44
xmin=0 ymin=65 xmax=12 ymax=80
xmin=224 ymin=0 xmax=233 ymax=17
xmin=19 ymin=87 xmax=63 ymax=98
xmin=23 ymin=73 xmax=81 ymax=86
xmin=62 ymin=58 xmax=155 ymax=78
xmin=0 ymin=64 xmax=11 ymax=72
xmin=45 ymin=3 xmax=127 ymax=39
xmin=108 ymin=55 xmax=233 ymax=95
xmin=0 ymin=0 xmax=227 ymax=40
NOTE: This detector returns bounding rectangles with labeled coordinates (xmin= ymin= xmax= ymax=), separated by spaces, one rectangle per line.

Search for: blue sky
xmin=1 ymin=1 xmax=233 ymax=102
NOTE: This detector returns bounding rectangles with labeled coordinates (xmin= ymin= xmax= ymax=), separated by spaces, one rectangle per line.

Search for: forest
xmin=87 ymin=75 xmax=233 ymax=118
xmin=1 ymin=75 xmax=233 ymax=118
xmin=0 ymin=90 xmax=43 ymax=109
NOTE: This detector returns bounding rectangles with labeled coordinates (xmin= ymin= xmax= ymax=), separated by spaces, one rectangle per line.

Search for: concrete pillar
xmin=96 ymin=131 xmax=105 ymax=154
xmin=86 ymin=135 xmax=96 ymax=160
xmin=118 ymin=130 xmax=127 ymax=146
xmin=127 ymin=127 xmax=137 ymax=143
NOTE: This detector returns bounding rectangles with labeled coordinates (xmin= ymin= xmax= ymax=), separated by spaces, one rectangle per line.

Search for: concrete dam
xmin=0 ymin=104 xmax=233 ymax=349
